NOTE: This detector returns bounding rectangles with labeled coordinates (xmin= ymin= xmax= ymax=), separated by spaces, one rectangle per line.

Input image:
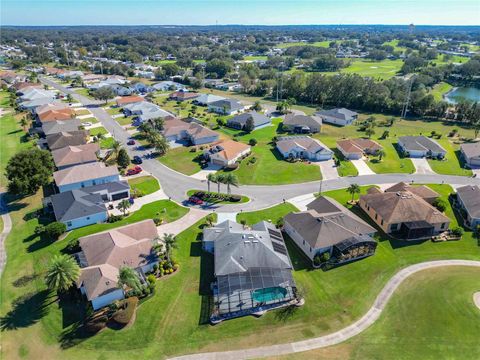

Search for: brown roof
xmin=77 ymin=220 xmax=158 ymax=300
xmin=46 ymin=130 xmax=89 ymax=150
xmin=163 ymin=118 xmax=218 ymax=141
xmin=116 ymin=95 xmax=144 ymax=106
xmin=360 ymin=190 xmax=449 ymax=225
xmin=51 ymin=143 xmax=100 ymax=168
xmin=53 ymin=162 xmax=118 ymax=186
xmin=12 ymin=82 xmax=43 ymax=91
xmin=44 ymin=67 xmax=66 ymax=75
xmin=38 ymin=108 xmax=76 ymax=123
xmin=211 ymin=140 xmax=251 ymax=161
xmin=384 ymin=182 xmax=439 ymax=200
xmin=169 ymin=91 xmax=199 ymax=100
xmin=337 ymin=138 xmax=382 ymax=155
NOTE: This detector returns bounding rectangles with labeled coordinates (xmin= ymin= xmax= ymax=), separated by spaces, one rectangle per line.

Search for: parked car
xmin=126 ymin=166 xmax=142 ymax=176
xmin=132 ymin=155 xmax=143 ymax=164
xmin=188 ymin=196 xmax=204 ymax=205
xmin=82 ymin=122 xmax=92 ymax=127
xmin=127 ymin=139 xmax=136 ymax=145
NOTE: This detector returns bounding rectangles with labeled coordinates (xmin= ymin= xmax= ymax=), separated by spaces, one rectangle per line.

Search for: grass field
xmin=74 ymin=88 xmax=93 ymax=99
xmin=128 ymin=175 xmax=161 ymax=196
xmin=1 ymin=182 xmax=479 ymax=360
xmin=74 ymin=109 xmax=91 ymax=116
xmin=89 ymin=126 xmax=109 ymax=137
xmin=243 ymin=56 xmax=268 ymax=61
xmin=236 ymin=202 xmax=298 ymax=225
xmin=99 ymin=137 xmax=116 ymax=149
xmin=427 ymin=138 xmax=472 ymax=176
xmin=339 ymin=59 xmax=403 ymax=80
xmin=158 ymin=147 xmax=203 ymax=175
xmin=430 ymin=81 xmax=453 ymax=102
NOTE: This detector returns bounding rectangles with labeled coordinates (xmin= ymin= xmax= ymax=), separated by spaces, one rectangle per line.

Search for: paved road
xmin=0 ymin=192 xmax=12 ymax=276
xmin=42 ymin=77 xmax=480 ymax=212
xmin=169 ymin=260 xmax=480 ymax=360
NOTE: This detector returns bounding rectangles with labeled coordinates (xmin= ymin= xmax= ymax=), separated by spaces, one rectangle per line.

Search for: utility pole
xmin=402 ymin=75 xmax=415 ymax=119
xmin=318 ymin=179 xmax=323 ymax=196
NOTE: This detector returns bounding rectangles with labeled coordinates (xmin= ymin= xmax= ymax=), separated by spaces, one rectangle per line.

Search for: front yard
xmin=427 ymin=138 xmax=472 ymax=176
xmin=128 ymin=175 xmax=161 ymax=196
xmin=158 ymin=147 xmax=203 ymax=175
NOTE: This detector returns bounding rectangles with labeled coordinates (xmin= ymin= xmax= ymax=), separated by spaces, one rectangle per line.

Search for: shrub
xmin=249 ymin=138 xmax=257 ymax=146
xmin=433 ymin=198 xmax=448 ymax=212
xmin=44 ymin=222 xmax=67 ymax=240
xmin=229 ymin=195 xmax=242 ymax=202
xmin=276 ymin=218 xmax=284 ymax=228
xmin=112 ymin=297 xmax=138 ymax=326
xmin=64 ymin=238 xmax=80 ymax=254
xmin=108 ymin=214 xmax=124 ymax=223
xmin=452 ymin=227 xmax=464 ymax=237
xmin=248 ymin=156 xmax=257 ymax=164
xmin=85 ymin=315 xmax=108 ymax=334
xmin=34 ymin=225 xmax=45 ymax=235
xmin=147 ymin=274 xmax=156 ymax=285
xmin=153 ymin=217 xmax=164 ymax=226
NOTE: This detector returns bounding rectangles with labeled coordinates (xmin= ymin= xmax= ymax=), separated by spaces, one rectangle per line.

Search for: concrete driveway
xmin=351 ymin=159 xmax=375 ymax=175
xmin=216 ymin=212 xmax=237 ymax=224
xmin=190 ymin=164 xmax=222 ymax=180
xmin=317 ymin=159 xmax=339 ymax=180
xmin=411 ymin=158 xmax=435 ymax=174
xmin=157 ymin=208 xmax=208 ymax=237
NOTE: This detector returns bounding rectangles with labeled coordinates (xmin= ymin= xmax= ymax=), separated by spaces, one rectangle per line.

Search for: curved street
xmin=41 ymin=77 xmax=480 ymax=213
xmin=169 ymin=260 xmax=480 ymax=360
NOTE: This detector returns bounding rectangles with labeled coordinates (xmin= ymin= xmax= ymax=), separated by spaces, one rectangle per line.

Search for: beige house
xmin=204 ymin=140 xmax=251 ymax=167
xmin=359 ymin=184 xmax=450 ymax=240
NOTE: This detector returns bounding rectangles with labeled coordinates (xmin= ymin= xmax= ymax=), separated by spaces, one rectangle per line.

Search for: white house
xmin=315 ymin=108 xmax=358 ymax=127
xmin=276 ymin=136 xmax=333 ymax=161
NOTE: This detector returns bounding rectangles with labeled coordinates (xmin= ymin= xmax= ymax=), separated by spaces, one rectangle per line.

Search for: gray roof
xmin=51 ymin=189 xmax=106 ymax=222
xmin=194 ymin=93 xmax=226 ymax=105
xmin=204 ymin=220 xmax=292 ymax=276
xmin=457 ymin=185 xmax=480 ymax=219
xmin=82 ymin=180 xmax=130 ymax=194
xmin=284 ymin=196 xmax=376 ymax=249
xmin=20 ymin=97 xmax=56 ymax=109
xmin=46 ymin=131 xmax=88 ymax=150
xmin=228 ymin=111 xmax=271 ymax=128
xmin=399 ymin=136 xmax=446 ymax=154
xmin=209 ymin=98 xmax=244 ymax=112
xmin=42 ymin=119 xmax=82 ymax=136
xmin=283 ymin=114 xmax=322 ymax=129
xmin=461 ymin=142 xmax=480 ymax=159
xmin=316 ymin=108 xmax=358 ymax=121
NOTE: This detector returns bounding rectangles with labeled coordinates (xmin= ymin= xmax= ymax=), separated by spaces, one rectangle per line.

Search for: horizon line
xmin=2 ymin=23 xmax=480 ymax=27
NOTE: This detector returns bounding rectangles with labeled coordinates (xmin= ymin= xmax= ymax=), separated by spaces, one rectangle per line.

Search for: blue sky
xmin=2 ymin=0 xmax=479 ymax=26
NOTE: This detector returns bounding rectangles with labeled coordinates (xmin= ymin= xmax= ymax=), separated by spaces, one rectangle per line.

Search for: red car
xmin=188 ymin=196 xmax=204 ymax=205
xmin=126 ymin=166 xmax=142 ymax=176
xmin=127 ymin=139 xmax=135 ymax=145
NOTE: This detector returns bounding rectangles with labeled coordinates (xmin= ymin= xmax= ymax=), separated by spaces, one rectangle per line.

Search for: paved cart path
xmin=169 ymin=260 xmax=480 ymax=360
xmin=0 ymin=192 xmax=12 ymax=276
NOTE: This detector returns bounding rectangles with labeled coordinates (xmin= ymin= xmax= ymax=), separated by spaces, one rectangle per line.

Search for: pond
xmin=445 ymin=87 xmax=480 ymax=103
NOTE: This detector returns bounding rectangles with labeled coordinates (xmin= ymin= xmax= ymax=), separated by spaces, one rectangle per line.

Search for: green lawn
xmin=340 ymin=59 xmax=404 ymax=80
xmin=74 ymin=88 xmax=94 ymax=99
xmin=89 ymin=126 xmax=109 ymax=137
xmin=427 ymin=138 xmax=472 ymax=176
xmin=236 ymin=202 xmax=299 ymax=225
xmin=128 ymin=175 xmax=161 ymax=196
xmin=430 ymin=81 xmax=453 ymax=102
xmin=64 ymin=199 xmax=188 ymax=241
xmin=382 ymin=39 xmax=407 ymax=53
xmin=99 ymin=137 xmax=116 ymax=149
xmin=0 ymin=91 xmax=35 ymax=187
xmin=116 ymin=116 xmax=134 ymax=126
xmin=1 ymin=183 xmax=479 ymax=360
xmin=74 ymin=109 xmax=91 ymax=116
xmin=106 ymin=107 xmax=123 ymax=115
xmin=158 ymin=147 xmax=203 ymax=175
xmin=79 ymin=117 xmax=98 ymax=124
xmin=243 ymin=56 xmax=268 ymax=61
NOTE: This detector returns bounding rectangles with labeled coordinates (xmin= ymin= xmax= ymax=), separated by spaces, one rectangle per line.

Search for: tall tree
xmin=92 ymin=86 xmax=114 ymax=103
xmin=44 ymin=255 xmax=80 ymax=293
xmin=118 ymin=267 xmax=142 ymax=292
xmin=244 ymin=117 xmax=255 ymax=133
xmin=223 ymin=173 xmax=239 ymax=194
xmin=206 ymin=173 xmax=216 ymax=193
xmin=116 ymin=148 xmax=130 ymax=168
xmin=215 ymin=174 xmax=226 ymax=193
xmin=162 ymin=233 xmax=177 ymax=262
xmin=347 ymin=183 xmax=361 ymax=202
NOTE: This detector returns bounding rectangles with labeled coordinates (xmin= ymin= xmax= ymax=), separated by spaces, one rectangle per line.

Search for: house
xmin=456 ymin=185 xmax=480 ymax=229
xmin=282 ymin=114 xmax=322 ymax=133
xmin=162 ymin=118 xmax=219 ymax=145
xmin=51 ymin=143 xmax=100 ymax=170
xmin=276 ymin=136 xmax=333 ymax=161
xmin=19 ymin=97 xmax=57 ymax=112
xmin=383 ymin=182 xmax=439 ymax=204
xmin=11 ymin=82 xmax=43 ymax=93
xmin=152 ymin=81 xmax=185 ymax=92
xmin=130 ymin=82 xmax=154 ymax=94
xmin=203 ymin=140 xmax=251 ymax=167
xmin=0 ymin=71 xmax=27 ymax=84
xmin=359 ymin=184 xmax=450 ymax=240
xmin=460 ymin=142 xmax=480 ymax=167
xmin=337 ymin=138 xmax=383 ymax=160
xmin=81 ymin=73 xmax=106 ymax=84
xmin=76 ymin=220 xmax=159 ymax=309
xmin=226 ymin=111 xmax=271 ymax=130
xmin=284 ymin=196 xmax=377 ymax=266
xmin=46 ymin=130 xmax=89 ymax=150
xmin=208 ymin=98 xmax=246 ymax=115
xmin=169 ymin=91 xmax=200 ymax=102
xmin=193 ymin=93 xmax=226 ymax=106
xmin=44 ymin=67 xmax=66 ymax=76
xmin=398 ymin=136 xmax=447 ymax=159
xmin=123 ymin=101 xmax=173 ymax=123
xmin=53 ymin=162 xmax=120 ymax=192
xmin=203 ymin=220 xmax=298 ymax=323
xmin=19 ymin=88 xmax=56 ymax=102
xmin=50 ymin=189 xmax=108 ymax=231
xmin=315 ymin=108 xmax=358 ymax=126
xmin=214 ymin=82 xmax=243 ymax=92
xmin=116 ymin=95 xmax=144 ymax=107
xmin=37 ymin=106 xmax=76 ymax=124
xmin=42 ymin=119 xmax=82 ymax=136
xmin=58 ymin=70 xmax=84 ymax=79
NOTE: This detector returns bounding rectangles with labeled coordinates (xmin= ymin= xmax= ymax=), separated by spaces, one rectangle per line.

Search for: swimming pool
xmin=252 ymin=287 xmax=288 ymax=303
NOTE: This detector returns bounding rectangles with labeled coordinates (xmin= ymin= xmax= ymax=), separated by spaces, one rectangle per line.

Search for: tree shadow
xmin=274 ymin=305 xmax=299 ymax=322
xmin=197 ymin=248 xmax=214 ymax=325
xmin=0 ymin=290 xmax=54 ymax=331
xmin=12 ymin=274 xmax=39 ymax=288
xmin=26 ymin=233 xmax=56 ymax=252
xmin=283 ymin=235 xmax=313 ymax=272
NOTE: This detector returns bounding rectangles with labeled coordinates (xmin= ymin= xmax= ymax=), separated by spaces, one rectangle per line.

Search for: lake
xmin=445 ymin=87 xmax=480 ymax=104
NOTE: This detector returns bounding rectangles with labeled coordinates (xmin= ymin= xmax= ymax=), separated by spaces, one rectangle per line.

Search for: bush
xmin=452 ymin=227 xmax=464 ymax=237
xmin=147 ymin=274 xmax=156 ymax=285
xmin=64 ymin=238 xmax=80 ymax=254
xmin=108 ymin=214 xmax=124 ymax=223
xmin=44 ymin=222 xmax=67 ymax=240
xmin=248 ymin=156 xmax=257 ymax=165
xmin=112 ymin=297 xmax=138 ymax=326
xmin=433 ymin=198 xmax=448 ymax=212
xmin=85 ymin=315 xmax=108 ymax=334
xmin=153 ymin=217 xmax=164 ymax=226
xmin=229 ymin=195 xmax=242 ymax=202
xmin=249 ymin=138 xmax=257 ymax=146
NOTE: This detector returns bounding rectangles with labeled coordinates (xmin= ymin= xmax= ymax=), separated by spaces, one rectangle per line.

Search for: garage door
xmin=212 ymin=159 xmax=225 ymax=166
xmin=111 ymin=192 xmax=129 ymax=201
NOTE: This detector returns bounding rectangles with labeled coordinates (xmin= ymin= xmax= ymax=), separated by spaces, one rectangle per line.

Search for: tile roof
xmin=116 ymin=95 xmax=144 ymax=106
xmin=38 ymin=108 xmax=76 ymax=123
xmin=337 ymin=138 xmax=382 ymax=155
xmin=209 ymin=140 xmax=251 ymax=161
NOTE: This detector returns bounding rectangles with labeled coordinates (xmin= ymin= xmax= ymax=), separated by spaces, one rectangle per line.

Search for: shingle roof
xmin=457 ymin=185 xmax=480 ymax=219
xmin=46 ymin=131 xmax=89 ymax=150
xmin=461 ymin=142 xmax=480 ymax=160
xmin=316 ymin=108 xmax=358 ymax=121
xmin=51 ymin=189 xmax=106 ymax=222
xmin=229 ymin=111 xmax=271 ymax=128
xmin=163 ymin=118 xmax=218 ymax=141
xmin=285 ymin=196 xmax=376 ymax=249
xmin=399 ymin=136 xmax=446 ymax=153
xmin=51 ymin=143 xmax=99 ymax=168
xmin=276 ymin=136 xmax=332 ymax=156
xmin=53 ymin=162 xmax=118 ymax=186
xmin=283 ymin=114 xmax=323 ymax=129
xmin=38 ymin=108 xmax=76 ymax=123
xmin=209 ymin=98 xmax=244 ymax=111
xmin=194 ymin=93 xmax=225 ymax=105
xmin=337 ymin=138 xmax=382 ymax=155
xmin=42 ymin=119 xmax=82 ymax=135
xmin=209 ymin=140 xmax=251 ymax=161
xmin=384 ymin=182 xmax=439 ymax=200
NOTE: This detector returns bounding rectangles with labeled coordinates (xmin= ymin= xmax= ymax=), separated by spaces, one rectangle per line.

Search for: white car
xmin=82 ymin=122 xmax=92 ymax=127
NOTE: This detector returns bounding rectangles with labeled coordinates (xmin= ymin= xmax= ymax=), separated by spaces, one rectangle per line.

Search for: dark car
xmin=188 ymin=196 xmax=204 ymax=205
xmin=132 ymin=155 xmax=143 ymax=164
xmin=127 ymin=139 xmax=135 ymax=145
xmin=126 ymin=166 xmax=142 ymax=176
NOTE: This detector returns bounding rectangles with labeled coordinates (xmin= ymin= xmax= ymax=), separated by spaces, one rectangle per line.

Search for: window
xmin=86 ymin=217 xmax=90 ymax=220
xmin=81 ymin=183 xmax=85 ymax=188
xmin=92 ymin=180 xmax=96 ymax=186
xmin=303 ymin=240 xmax=305 ymax=245
xmin=381 ymin=219 xmax=384 ymax=226
xmin=309 ymin=247 xmax=312 ymax=253
xmin=66 ymin=221 xmax=72 ymax=227
xmin=375 ymin=213 xmax=378 ymax=220
xmin=441 ymin=222 xmax=446 ymax=229
xmin=391 ymin=223 xmax=399 ymax=231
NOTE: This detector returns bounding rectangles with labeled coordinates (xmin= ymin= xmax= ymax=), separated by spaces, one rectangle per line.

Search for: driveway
xmin=216 ymin=212 xmax=237 ymax=224
xmin=157 ymin=208 xmax=208 ymax=237
xmin=351 ymin=159 xmax=375 ymax=175
xmin=288 ymin=193 xmax=316 ymax=211
xmin=190 ymin=164 xmax=222 ymax=181
xmin=317 ymin=160 xmax=339 ymax=180
xmin=411 ymin=158 xmax=436 ymax=174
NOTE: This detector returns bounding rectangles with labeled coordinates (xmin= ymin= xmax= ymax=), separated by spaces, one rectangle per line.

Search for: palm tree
xmin=216 ymin=174 xmax=226 ymax=193
xmin=150 ymin=133 xmax=169 ymax=156
xmin=365 ymin=127 xmax=375 ymax=139
xmin=206 ymin=173 xmax=216 ymax=193
xmin=111 ymin=140 xmax=121 ymax=158
xmin=377 ymin=149 xmax=386 ymax=161
xmin=347 ymin=183 xmax=361 ymax=203
xmin=223 ymin=173 xmax=239 ymax=195
xmin=163 ymin=233 xmax=177 ymax=262
xmin=117 ymin=199 xmax=131 ymax=216
xmin=20 ymin=117 xmax=29 ymax=132
xmin=44 ymin=255 xmax=80 ymax=293
xmin=118 ymin=266 xmax=142 ymax=292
